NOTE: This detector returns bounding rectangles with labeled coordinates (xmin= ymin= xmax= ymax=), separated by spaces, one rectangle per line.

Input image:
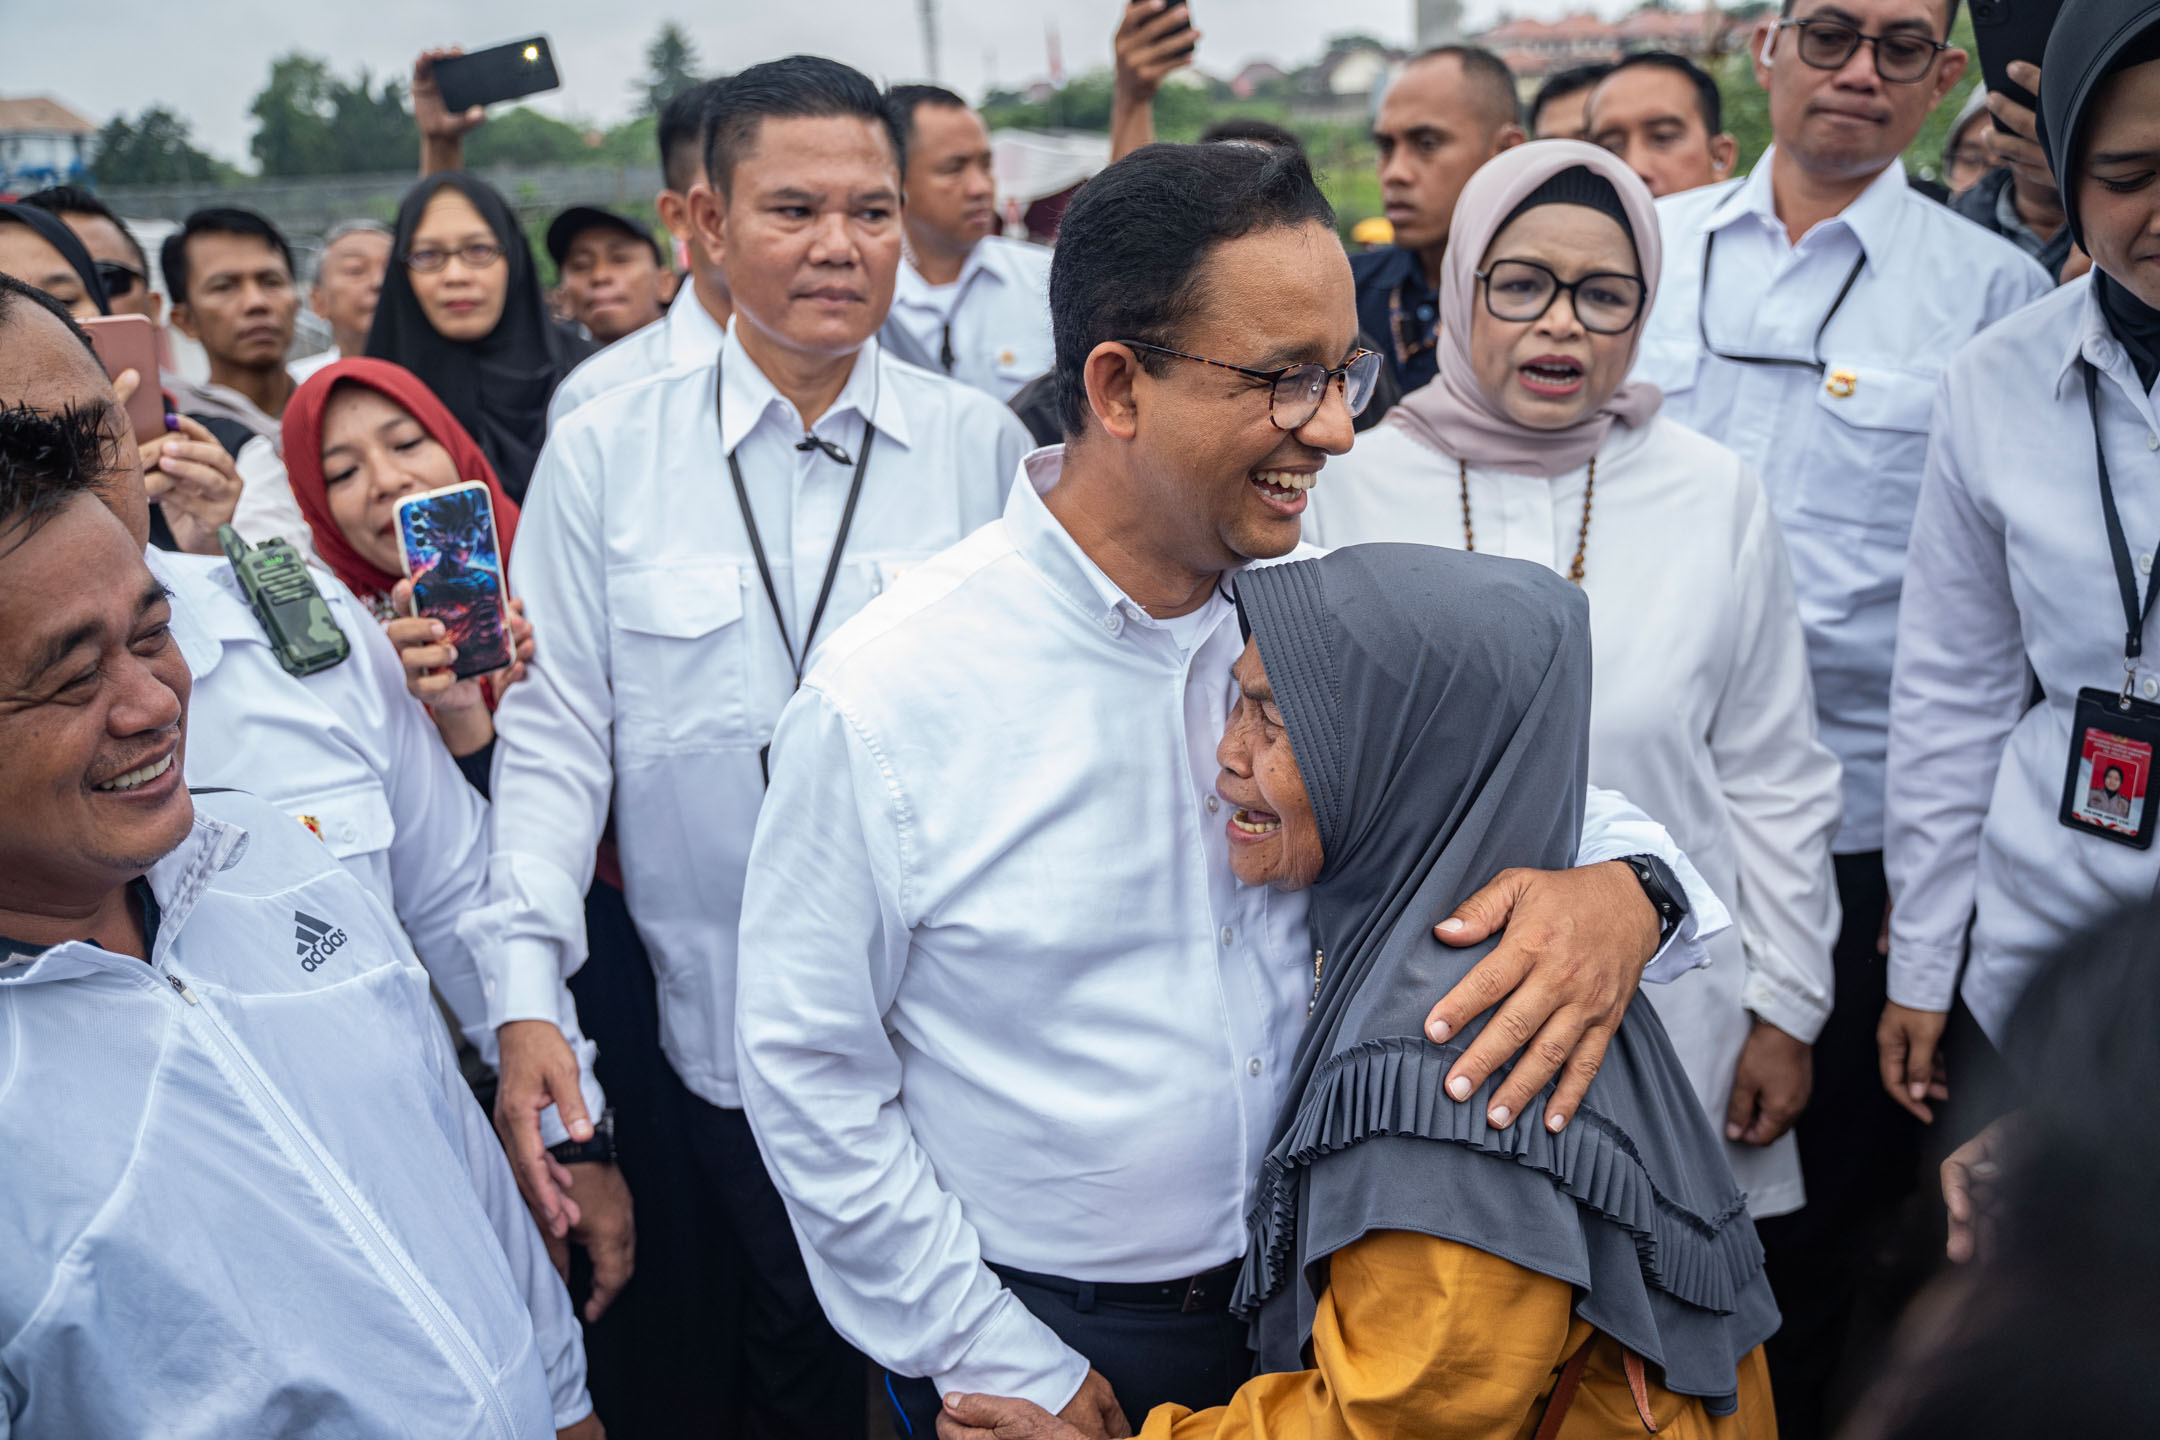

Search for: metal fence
xmin=98 ymin=163 xmax=664 ymax=245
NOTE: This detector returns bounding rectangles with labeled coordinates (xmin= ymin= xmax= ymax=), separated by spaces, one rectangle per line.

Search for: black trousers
xmin=1756 ymin=852 xmax=1923 ymax=1440
xmin=682 ymin=1097 xmax=869 ymax=1440
xmin=885 ymin=1265 xmax=1253 ymax=1437
xmin=565 ymin=880 xmax=738 ymax=1438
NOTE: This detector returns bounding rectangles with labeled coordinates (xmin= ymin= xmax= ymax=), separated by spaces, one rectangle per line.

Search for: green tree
xmin=91 ymin=108 xmax=237 ymax=186
xmin=640 ymin=24 xmax=703 ymax=116
xmin=465 ymin=107 xmax=597 ymax=168
xmin=249 ymin=53 xmax=416 ymax=175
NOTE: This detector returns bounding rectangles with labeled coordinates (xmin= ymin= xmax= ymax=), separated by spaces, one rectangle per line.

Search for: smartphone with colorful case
xmin=396 ymin=481 xmax=513 ymax=680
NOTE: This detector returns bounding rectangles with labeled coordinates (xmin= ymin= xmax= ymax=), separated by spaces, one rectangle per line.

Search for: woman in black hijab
xmin=366 ymin=173 xmax=588 ymax=501
xmin=0 ymin=201 xmax=109 ymax=317
xmin=942 ymin=544 xmax=1777 ymax=1439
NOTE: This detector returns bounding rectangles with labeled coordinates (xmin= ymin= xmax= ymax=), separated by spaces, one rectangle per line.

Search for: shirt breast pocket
xmin=608 ymin=562 xmax=751 ymax=753
xmin=1809 ymin=364 xmax=1938 ymax=541
xmin=1633 ymin=337 xmax=1703 ymax=409
xmin=281 ymin=780 xmax=395 ymax=865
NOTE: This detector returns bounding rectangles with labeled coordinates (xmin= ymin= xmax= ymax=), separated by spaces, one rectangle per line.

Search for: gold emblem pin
xmin=1826 ymin=368 xmax=1857 ymax=399
xmin=297 ymin=814 xmax=324 ymax=841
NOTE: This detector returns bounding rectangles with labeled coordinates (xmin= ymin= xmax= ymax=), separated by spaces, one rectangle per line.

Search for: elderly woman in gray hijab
xmin=939 ymin=544 xmax=1777 ymax=1440
xmin=1879 ymin=0 xmax=2160 ymax=1123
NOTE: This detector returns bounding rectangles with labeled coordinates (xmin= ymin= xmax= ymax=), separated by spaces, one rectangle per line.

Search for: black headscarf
xmin=1230 ymin=544 xmax=1778 ymax=1409
xmin=2041 ymin=0 xmax=2160 ymax=387
xmin=0 ymin=202 xmax=109 ymax=314
xmin=365 ymin=173 xmax=589 ymax=501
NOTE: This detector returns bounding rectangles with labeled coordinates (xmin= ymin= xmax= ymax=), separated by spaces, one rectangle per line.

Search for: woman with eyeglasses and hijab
xmin=367 ymin=173 xmax=590 ymax=502
xmin=1879 ymin=0 xmax=2160 ymax=1133
xmin=943 ymin=544 xmax=1779 ymax=1439
xmin=1309 ymin=142 xmax=1843 ymax=1226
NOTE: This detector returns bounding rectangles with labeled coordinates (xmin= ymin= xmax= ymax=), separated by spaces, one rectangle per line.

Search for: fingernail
xmin=163 ymin=412 xmax=180 ymax=432
xmin=430 ymin=620 xmax=445 ymax=637
xmin=1427 ymin=1018 xmax=1452 ymax=1043
xmin=1488 ymin=1104 xmax=1512 ymax=1127
xmin=1726 ymin=1123 xmax=1743 ymax=1140
xmin=1447 ymin=1075 xmax=1472 ymax=1101
xmin=1436 ymin=916 xmax=1466 ymax=933
xmin=1908 ymin=1082 xmax=1927 ymax=1102
xmin=945 ymin=1394 xmax=963 ymax=1411
xmin=1547 ymin=1111 xmax=1568 ymax=1133
xmin=572 ymin=1119 xmax=593 ymax=1140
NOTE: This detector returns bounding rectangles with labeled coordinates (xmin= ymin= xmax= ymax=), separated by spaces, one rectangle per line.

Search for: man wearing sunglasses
xmin=737 ymin=139 xmax=1724 ymax=1440
xmin=1630 ymin=2 xmax=2051 ymax=1435
xmin=19 ymin=187 xmax=162 ymax=327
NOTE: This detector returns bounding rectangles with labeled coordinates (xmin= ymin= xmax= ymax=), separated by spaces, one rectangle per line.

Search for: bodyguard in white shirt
xmin=738 ymin=141 xmax=1724 ymax=1440
xmin=546 ymin=78 xmax=733 ymax=430
xmin=1881 ymin=3 xmax=2160 ymax=1127
xmin=471 ymin=58 xmax=1030 ymax=1439
xmin=880 ymin=85 xmax=1055 ymax=401
xmin=0 ymin=368 xmax=597 ymax=1440
xmin=1630 ymin=1 xmax=2049 ymax=1432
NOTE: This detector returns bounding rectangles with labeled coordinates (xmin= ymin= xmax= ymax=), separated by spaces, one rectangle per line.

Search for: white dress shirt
xmin=1888 ymin=277 xmax=2160 ymax=1038
xmin=287 ymin=345 xmax=342 ymax=383
xmin=152 ymin=548 xmax=603 ymax=1138
xmin=547 ymin=279 xmax=728 ymax=429
xmin=882 ymin=235 xmax=1054 ymax=401
xmin=1309 ymin=416 xmax=1843 ymax=1215
xmin=733 ymin=446 xmax=1727 ymax=1413
xmin=469 ymin=326 xmax=1033 ymax=1109
xmin=226 ymin=435 xmax=321 ymax=564
xmin=0 ymin=792 xmax=590 ymax=1436
xmin=1636 ymin=154 xmax=2051 ymax=853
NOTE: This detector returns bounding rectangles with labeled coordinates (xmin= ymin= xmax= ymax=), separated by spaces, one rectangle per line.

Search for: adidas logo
xmin=294 ymin=910 xmax=349 ymax=972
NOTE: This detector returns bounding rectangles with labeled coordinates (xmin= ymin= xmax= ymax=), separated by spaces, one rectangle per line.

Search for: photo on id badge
xmin=2070 ymin=725 xmax=2150 ymax=836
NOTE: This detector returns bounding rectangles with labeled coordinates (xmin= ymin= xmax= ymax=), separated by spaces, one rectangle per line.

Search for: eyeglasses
xmin=1775 ymin=17 xmax=1949 ymax=83
xmin=402 ymin=242 xmax=506 ymax=274
xmin=1119 ymin=341 xmax=1382 ymax=430
xmin=95 ymin=259 xmax=146 ymax=298
xmin=1475 ymin=259 xmax=1646 ymax=334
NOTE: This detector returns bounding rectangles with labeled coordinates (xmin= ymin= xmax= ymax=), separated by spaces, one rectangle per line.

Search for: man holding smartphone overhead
xmin=464 ymin=55 xmax=1031 ymax=1439
xmin=1630 ymin=1 xmax=2050 ymax=1432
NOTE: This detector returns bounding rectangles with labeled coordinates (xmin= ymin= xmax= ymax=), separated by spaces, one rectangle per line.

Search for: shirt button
xmin=1102 ymin=614 xmax=1121 ymax=635
xmin=2145 ymin=677 xmax=2158 ymax=700
xmin=1247 ymin=1057 xmax=1263 ymax=1077
xmin=1205 ymin=794 xmax=1220 ymax=813
xmin=1220 ymin=926 xmax=1234 ymax=947
xmin=2147 ymin=432 xmax=2158 ymax=451
xmin=2143 ymin=553 xmax=2153 ymax=575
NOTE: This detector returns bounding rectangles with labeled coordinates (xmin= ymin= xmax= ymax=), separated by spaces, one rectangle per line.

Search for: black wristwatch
xmin=547 ymin=1108 xmax=617 ymax=1167
xmin=1619 ymin=854 xmax=1687 ymax=947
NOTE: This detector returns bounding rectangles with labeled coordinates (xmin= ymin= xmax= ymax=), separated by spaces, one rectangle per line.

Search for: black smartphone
xmin=1971 ymin=0 xmax=2064 ymax=117
xmin=1165 ymin=0 xmax=1197 ymax=60
xmin=432 ymin=37 xmax=562 ymax=114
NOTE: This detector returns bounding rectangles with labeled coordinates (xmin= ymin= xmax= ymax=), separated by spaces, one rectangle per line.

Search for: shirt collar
xmin=2059 ymin=273 xmax=2140 ymax=399
xmin=146 ymin=547 xmax=253 ymax=683
xmin=717 ymin=321 xmax=913 ymax=456
xmin=0 ymin=810 xmax=249 ymax=979
xmin=1715 ymin=147 xmax=1908 ymax=264
xmin=1002 ymin=446 xmax=1236 ymax=648
xmin=899 ymin=237 xmax=1001 ymax=304
xmin=1362 ymin=244 xmax=1427 ymax=296
xmin=665 ymin=279 xmax=727 ymax=365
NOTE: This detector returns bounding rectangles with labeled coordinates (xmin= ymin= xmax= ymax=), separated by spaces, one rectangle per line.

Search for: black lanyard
xmin=716 ymin=366 xmax=877 ymax=689
xmin=937 ymin=266 xmax=985 ymax=373
xmin=1696 ymin=227 xmax=1865 ymax=375
xmin=2086 ymin=362 xmax=2160 ymax=687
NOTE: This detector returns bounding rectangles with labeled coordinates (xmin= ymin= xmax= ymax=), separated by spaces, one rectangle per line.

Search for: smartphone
xmin=80 ymin=314 xmax=163 ymax=441
xmin=1163 ymin=0 xmax=1197 ymax=60
xmin=432 ymin=37 xmax=562 ymax=114
xmin=396 ymin=482 xmax=514 ymax=680
xmin=1971 ymin=0 xmax=2064 ymax=116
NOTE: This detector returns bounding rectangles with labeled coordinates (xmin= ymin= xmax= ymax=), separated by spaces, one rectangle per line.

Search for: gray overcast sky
xmin=0 ymin=0 xmax=1579 ymax=166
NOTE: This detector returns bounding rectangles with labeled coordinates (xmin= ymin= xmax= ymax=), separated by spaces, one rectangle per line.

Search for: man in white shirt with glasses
xmin=1631 ymin=1 xmax=2049 ymax=1432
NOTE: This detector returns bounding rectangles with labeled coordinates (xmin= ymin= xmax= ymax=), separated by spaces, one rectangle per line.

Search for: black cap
xmin=544 ymin=205 xmax=663 ymax=268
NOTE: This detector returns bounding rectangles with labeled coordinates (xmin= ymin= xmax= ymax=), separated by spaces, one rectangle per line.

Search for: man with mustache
xmin=468 ymin=55 xmax=1032 ymax=1439
xmin=1630 ymin=1 xmax=2050 ymax=1433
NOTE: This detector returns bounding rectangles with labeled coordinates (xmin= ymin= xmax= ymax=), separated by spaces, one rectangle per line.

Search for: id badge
xmin=2059 ymin=687 xmax=2160 ymax=849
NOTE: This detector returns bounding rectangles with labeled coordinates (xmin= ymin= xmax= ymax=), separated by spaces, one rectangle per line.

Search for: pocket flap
xmin=1813 ymin=364 xmax=1937 ymax=433
xmin=609 ymin=563 xmax=744 ymax=640
xmin=285 ymin=781 xmax=395 ymax=861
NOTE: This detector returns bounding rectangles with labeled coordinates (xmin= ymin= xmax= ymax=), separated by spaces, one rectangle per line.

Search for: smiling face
xmin=904 ymin=101 xmax=999 ymax=265
xmin=697 ymin=113 xmax=903 ymax=365
xmin=1468 ymin=203 xmax=1643 ymax=431
xmin=1217 ymin=639 xmax=1326 ymax=890
xmin=407 ymin=189 xmax=510 ymax=343
xmin=1755 ymin=0 xmax=1965 ymax=185
xmin=2078 ymin=58 xmax=2160 ymax=311
xmin=1099 ymin=220 xmax=1360 ymax=574
xmin=317 ymin=384 xmax=462 ymax=575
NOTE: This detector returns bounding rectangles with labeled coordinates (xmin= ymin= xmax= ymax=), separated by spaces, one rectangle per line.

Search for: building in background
xmin=0 ymin=96 xmax=95 ymax=194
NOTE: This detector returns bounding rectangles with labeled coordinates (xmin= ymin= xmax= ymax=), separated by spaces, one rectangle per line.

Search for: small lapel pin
xmin=1826 ymin=368 xmax=1857 ymax=399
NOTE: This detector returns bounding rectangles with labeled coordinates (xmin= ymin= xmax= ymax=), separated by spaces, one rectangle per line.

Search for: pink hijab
xmin=1387 ymin=139 xmax=1663 ymax=478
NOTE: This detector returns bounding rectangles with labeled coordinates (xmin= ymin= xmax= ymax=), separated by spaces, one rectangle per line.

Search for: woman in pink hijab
xmin=1310 ymin=141 xmax=1845 ymax=1245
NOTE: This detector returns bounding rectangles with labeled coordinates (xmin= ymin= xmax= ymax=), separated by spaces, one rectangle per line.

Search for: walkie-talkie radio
xmin=217 ymin=525 xmax=350 ymax=677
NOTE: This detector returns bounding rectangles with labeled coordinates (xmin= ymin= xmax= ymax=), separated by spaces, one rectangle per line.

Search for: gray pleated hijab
xmin=1230 ymin=543 xmax=1777 ymax=1409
